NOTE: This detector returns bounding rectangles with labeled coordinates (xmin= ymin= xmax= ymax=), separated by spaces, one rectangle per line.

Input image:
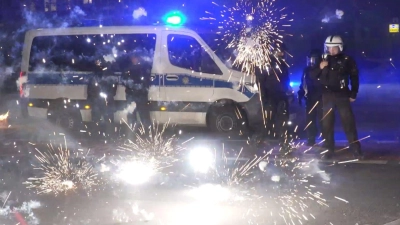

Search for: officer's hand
xmin=349 ymin=98 xmax=356 ymax=102
xmin=320 ymin=61 xmax=328 ymax=69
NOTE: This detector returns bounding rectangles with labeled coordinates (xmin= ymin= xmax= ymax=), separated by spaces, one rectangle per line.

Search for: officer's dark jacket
xmin=263 ymin=58 xmax=290 ymax=94
xmin=298 ymin=66 xmax=322 ymax=99
xmin=99 ymin=78 xmax=117 ymax=100
xmin=310 ymin=53 xmax=359 ymax=99
xmin=123 ymin=64 xmax=151 ymax=98
xmin=255 ymin=59 xmax=290 ymax=102
xmin=87 ymin=76 xmax=101 ymax=100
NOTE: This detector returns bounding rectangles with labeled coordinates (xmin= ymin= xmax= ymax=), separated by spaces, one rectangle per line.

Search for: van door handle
xmin=166 ymin=75 xmax=179 ymax=81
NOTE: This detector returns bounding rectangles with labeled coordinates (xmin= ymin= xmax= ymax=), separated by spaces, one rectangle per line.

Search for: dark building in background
xmin=284 ymin=0 xmax=400 ymax=74
xmin=0 ymin=0 xmax=22 ymax=24
xmin=0 ymin=0 xmax=146 ymax=24
xmin=0 ymin=0 xmax=399 ymax=68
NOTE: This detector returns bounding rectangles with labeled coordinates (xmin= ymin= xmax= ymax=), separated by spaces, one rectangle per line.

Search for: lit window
xmin=83 ymin=0 xmax=92 ymax=4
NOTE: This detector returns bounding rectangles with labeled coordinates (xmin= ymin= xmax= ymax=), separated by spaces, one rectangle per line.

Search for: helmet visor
xmin=307 ymin=56 xmax=317 ymax=66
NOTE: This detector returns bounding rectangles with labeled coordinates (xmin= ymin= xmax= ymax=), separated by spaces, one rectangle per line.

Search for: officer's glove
xmin=298 ymin=95 xmax=302 ymax=106
xmin=286 ymin=86 xmax=294 ymax=95
xmin=297 ymin=89 xmax=305 ymax=106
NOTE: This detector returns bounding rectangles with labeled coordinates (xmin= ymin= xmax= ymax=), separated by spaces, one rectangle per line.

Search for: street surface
xmin=1 ymin=153 xmax=400 ymax=225
xmin=0 ymin=83 xmax=400 ymax=225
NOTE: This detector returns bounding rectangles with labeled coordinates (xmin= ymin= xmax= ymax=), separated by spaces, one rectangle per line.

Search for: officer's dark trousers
xmin=265 ymin=91 xmax=289 ymax=142
xmin=305 ymin=95 xmax=323 ymax=142
xmin=90 ymin=98 xmax=103 ymax=123
xmin=127 ymin=96 xmax=151 ymax=127
xmin=321 ymin=92 xmax=361 ymax=153
xmin=135 ymin=100 xmax=151 ymax=126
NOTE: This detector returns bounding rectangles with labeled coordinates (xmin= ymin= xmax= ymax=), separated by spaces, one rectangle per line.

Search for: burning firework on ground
xmin=203 ymin=0 xmax=291 ymax=75
xmin=110 ymin=121 xmax=185 ymax=185
xmin=186 ymin=145 xmax=332 ymax=224
xmin=24 ymin=138 xmax=99 ymax=195
xmin=187 ymin=148 xmax=269 ymax=205
xmin=254 ymin=158 xmax=331 ymax=224
xmin=121 ymin=121 xmax=182 ymax=162
xmin=0 ymin=111 xmax=9 ymax=128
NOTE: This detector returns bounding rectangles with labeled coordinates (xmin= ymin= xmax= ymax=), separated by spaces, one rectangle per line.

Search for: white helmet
xmin=324 ymin=35 xmax=343 ymax=52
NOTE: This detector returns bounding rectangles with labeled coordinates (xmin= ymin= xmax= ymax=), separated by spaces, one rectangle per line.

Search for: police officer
xmin=310 ymin=35 xmax=363 ymax=159
xmin=298 ymin=49 xmax=323 ymax=146
xmin=99 ymin=76 xmax=118 ymax=123
xmin=87 ymin=75 xmax=102 ymax=123
xmin=124 ymin=53 xmax=151 ymax=127
xmin=264 ymin=43 xmax=293 ymax=149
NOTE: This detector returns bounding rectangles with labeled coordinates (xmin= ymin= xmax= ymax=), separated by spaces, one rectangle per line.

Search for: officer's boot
xmin=352 ymin=142 xmax=364 ymax=160
xmin=306 ymin=138 xmax=316 ymax=146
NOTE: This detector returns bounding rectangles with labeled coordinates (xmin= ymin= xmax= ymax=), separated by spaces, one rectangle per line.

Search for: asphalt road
xmin=0 ymin=84 xmax=400 ymax=225
xmin=1 ymin=154 xmax=400 ymax=225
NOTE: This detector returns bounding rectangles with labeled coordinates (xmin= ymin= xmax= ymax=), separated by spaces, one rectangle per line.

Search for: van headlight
xmin=245 ymin=82 xmax=259 ymax=93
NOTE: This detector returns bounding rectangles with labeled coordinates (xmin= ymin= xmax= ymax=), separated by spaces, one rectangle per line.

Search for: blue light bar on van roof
xmin=163 ymin=11 xmax=186 ymax=26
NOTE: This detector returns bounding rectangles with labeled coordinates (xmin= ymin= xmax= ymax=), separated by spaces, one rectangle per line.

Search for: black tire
xmin=208 ymin=105 xmax=247 ymax=134
xmin=53 ymin=110 xmax=82 ymax=131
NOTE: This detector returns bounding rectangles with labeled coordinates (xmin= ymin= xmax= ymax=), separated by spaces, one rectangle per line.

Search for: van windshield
xmin=197 ymin=32 xmax=242 ymax=72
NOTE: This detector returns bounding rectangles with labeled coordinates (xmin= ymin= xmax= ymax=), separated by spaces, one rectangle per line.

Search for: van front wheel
xmin=53 ymin=110 xmax=81 ymax=131
xmin=208 ymin=106 xmax=246 ymax=134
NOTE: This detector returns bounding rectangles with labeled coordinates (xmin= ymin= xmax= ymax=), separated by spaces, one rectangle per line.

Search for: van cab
xmin=19 ymin=26 xmax=262 ymax=133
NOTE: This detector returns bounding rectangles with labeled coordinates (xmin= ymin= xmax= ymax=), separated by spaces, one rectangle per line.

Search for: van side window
xmin=167 ymin=34 xmax=222 ymax=75
xmin=29 ymin=33 xmax=156 ymax=75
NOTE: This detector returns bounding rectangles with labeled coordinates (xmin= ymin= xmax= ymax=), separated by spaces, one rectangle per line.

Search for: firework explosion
xmin=0 ymin=111 xmax=8 ymax=121
xmin=24 ymin=139 xmax=99 ymax=195
xmin=0 ymin=111 xmax=8 ymax=128
xmin=121 ymin=122 xmax=182 ymax=163
xmin=186 ymin=146 xmax=331 ymax=224
xmin=206 ymin=0 xmax=291 ymax=75
xmin=187 ymin=149 xmax=270 ymax=206
xmin=111 ymin=122 xmax=185 ymax=185
xmin=255 ymin=158 xmax=330 ymax=224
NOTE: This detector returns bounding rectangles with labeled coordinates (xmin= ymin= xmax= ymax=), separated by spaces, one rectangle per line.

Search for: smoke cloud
xmin=322 ymin=9 xmax=344 ymax=23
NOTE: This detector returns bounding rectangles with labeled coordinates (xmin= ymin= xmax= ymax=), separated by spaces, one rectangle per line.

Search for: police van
xmin=19 ymin=25 xmax=262 ymax=133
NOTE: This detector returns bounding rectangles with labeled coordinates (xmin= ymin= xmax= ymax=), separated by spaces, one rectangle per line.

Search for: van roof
xmin=26 ymin=25 xmax=195 ymax=36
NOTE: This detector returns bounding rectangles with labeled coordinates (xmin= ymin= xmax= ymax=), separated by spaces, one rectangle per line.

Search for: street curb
xmin=384 ymin=218 xmax=400 ymax=225
xmin=226 ymin=157 xmax=400 ymax=165
xmin=188 ymin=139 xmax=399 ymax=144
xmin=0 ymin=153 xmax=399 ymax=165
xmin=3 ymin=137 xmax=399 ymax=143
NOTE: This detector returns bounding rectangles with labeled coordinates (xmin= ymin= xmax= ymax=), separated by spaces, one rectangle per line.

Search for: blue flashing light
xmin=163 ymin=11 xmax=186 ymax=26
xmin=290 ymin=82 xmax=300 ymax=87
xmin=166 ymin=16 xmax=182 ymax=25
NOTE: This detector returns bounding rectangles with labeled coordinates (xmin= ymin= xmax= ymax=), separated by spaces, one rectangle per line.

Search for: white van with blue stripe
xmin=19 ymin=26 xmax=262 ymax=133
